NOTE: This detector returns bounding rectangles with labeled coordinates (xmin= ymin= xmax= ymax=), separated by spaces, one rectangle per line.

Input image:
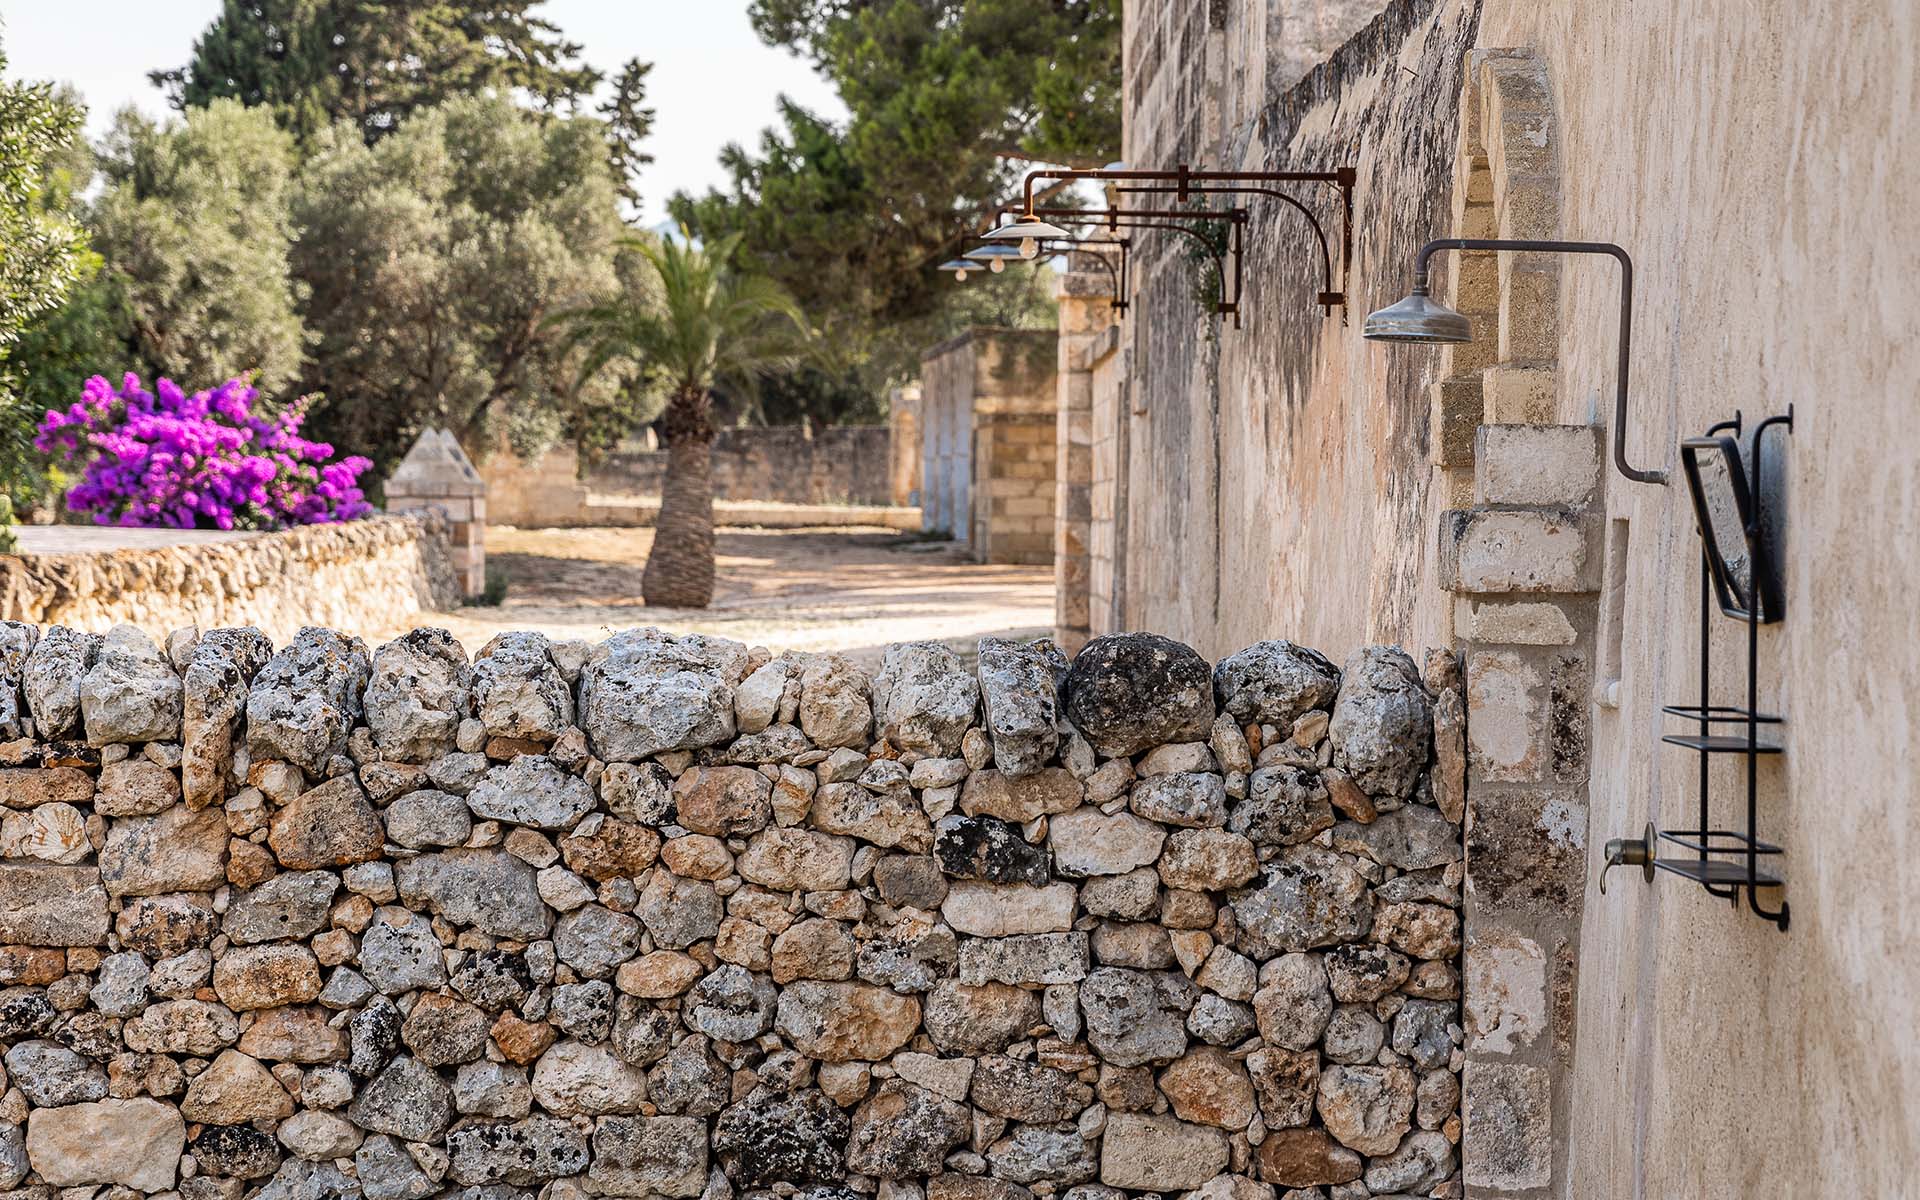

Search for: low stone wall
xmin=0 ymin=516 xmax=459 ymax=644
xmin=486 ymin=428 xmax=896 ymax=528
xmin=0 ymin=620 xmax=1464 ymax=1200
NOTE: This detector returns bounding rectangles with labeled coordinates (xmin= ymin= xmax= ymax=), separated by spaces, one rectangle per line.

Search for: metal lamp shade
xmin=937 ymin=259 xmax=977 ymax=274
xmin=982 ymin=217 xmax=1074 ymax=241
xmin=963 ymin=244 xmax=1026 ymax=264
xmin=1362 ymin=290 xmax=1474 ymax=343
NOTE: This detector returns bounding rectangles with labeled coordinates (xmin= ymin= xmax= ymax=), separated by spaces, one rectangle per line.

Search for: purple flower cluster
xmin=36 ymin=373 xmax=372 ymax=530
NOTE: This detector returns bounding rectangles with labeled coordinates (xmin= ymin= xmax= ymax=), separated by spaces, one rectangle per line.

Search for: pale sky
xmin=0 ymin=0 xmax=847 ymax=227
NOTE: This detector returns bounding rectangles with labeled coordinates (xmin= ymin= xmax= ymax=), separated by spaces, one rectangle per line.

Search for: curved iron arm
xmin=1033 ymin=207 xmax=1244 ymax=316
xmin=1412 ymin=238 xmax=1666 ymax=485
xmin=1044 ymin=238 xmax=1123 ymax=296
xmin=1019 ymin=163 xmax=1347 ymax=213
xmin=1013 ymin=163 xmax=1355 ymax=313
xmin=1112 ymin=184 xmax=1334 ymax=306
xmin=1036 ymin=236 xmax=1127 ymax=313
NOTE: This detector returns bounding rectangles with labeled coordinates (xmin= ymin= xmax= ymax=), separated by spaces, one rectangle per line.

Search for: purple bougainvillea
xmin=36 ymin=373 xmax=372 ymax=530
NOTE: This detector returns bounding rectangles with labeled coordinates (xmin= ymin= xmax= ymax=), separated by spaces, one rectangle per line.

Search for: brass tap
xmin=1600 ymin=823 xmax=1657 ymax=894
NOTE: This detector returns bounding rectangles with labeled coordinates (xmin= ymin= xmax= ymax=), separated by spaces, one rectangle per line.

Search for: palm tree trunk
xmin=642 ymin=385 xmax=717 ymax=608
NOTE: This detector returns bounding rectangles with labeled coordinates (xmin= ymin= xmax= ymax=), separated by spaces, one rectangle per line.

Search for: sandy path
xmin=371 ymin=525 xmax=1056 ymax=667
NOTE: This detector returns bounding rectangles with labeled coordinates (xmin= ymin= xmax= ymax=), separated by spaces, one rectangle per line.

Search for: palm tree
xmin=553 ymin=232 xmax=806 ymax=608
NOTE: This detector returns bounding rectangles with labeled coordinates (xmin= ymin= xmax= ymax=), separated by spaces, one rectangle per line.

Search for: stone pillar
xmin=1442 ymin=423 xmax=1602 ymax=1200
xmin=1053 ymin=251 xmax=1116 ymax=653
xmin=889 ymin=384 xmax=922 ymax=508
xmin=970 ymin=410 xmax=1056 ymax=566
xmin=386 ymin=429 xmax=488 ymax=599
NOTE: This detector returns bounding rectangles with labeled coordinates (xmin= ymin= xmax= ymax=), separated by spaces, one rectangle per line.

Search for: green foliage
xmin=599 ymin=58 xmax=657 ymax=213
xmin=751 ymin=0 xmax=1119 ymax=168
xmin=477 ymin=561 xmax=510 ymax=606
xmin=292 ymin=94 xmax=630 ymax=475
xmin=1180 ymin=202 xmax=1232 ymax=313
xmin=0 ymin=42 xmax=92 ymax=514
xmin=151 ymin=0 xmax=602 ymax=146
xmin=0 ymin=495 xmax=16 ymax=553
xmin=549 ymin=231 xmax=808 ymax=441
xmin=7 ymin=266 xmax=119 ymax=438
xmin=749 ymin=365 xmax=885 ymax=428
xmin=88 ymin=100 xmax=311 ymax=395
xmin=671 ymin=0 xmax=1117 ymax=406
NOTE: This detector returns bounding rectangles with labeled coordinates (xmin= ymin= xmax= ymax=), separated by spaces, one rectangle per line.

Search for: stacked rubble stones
xmin=0 ymin=620 xmax=1466 ymax=1200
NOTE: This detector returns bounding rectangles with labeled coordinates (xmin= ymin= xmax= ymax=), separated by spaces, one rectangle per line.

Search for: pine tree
xmin=599 ymin=58 xmax=657 ymax=212
xmin=151 ymin=0 xmax=605 ymax=147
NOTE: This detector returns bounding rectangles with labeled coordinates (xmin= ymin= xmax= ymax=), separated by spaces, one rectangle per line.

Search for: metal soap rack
xmin=1656 ymin=409 xmax=1792 ymax=931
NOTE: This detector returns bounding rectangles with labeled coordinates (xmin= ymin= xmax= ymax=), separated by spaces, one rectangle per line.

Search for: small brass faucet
xmin=1600 ymin=823 xmax=1657 ymax=894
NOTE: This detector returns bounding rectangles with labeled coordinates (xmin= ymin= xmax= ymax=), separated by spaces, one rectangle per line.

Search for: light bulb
xmin=1019 ymin=237 xmax=1039 ymax=259
xmin=954 ymin=269 xmax=968 ymax=282
xmin=989 ymin=257 xmax=1005 ymax=273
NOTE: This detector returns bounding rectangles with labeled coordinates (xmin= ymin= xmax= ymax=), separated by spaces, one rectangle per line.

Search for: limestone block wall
xmin=1053 ymin=255 xmax=1118 ymax=654
xmin=0 ymin=620 xmax=1462 ymax=1200
xmin=484 ymin=428 xmax=897 ymax=529
xmin=0 ymin=516 xmax=459 ymax=647
xmin=971 ymin=415 xmax=1057 ymax=567
xmin=919 ymin=329 xmax=1060 ymax=566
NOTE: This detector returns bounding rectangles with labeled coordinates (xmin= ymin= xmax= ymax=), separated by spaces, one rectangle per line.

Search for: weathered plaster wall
xmin=0 ymin=620 xmax=1463 ymax=1199
xmin=1458 ymin=2 xmax=1920 ymax=1195
xmin=1114 ymin=1 xmax=1920 ymax=1193
xmin=1114 ymin=0 xmax=1478 ymax=659
xmin=0 ymin=516 xmax=458 ymax=646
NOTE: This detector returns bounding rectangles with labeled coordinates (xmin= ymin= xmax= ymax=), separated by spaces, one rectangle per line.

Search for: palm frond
xmin=550 ymin=227 xmax=809 ymax=406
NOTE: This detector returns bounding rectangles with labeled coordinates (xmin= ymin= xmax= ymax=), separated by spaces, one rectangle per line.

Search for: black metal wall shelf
xmin=1656 ymin=408 xmax=1794 ymax=932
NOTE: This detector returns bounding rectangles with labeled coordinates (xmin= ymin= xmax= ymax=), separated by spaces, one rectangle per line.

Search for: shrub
xmin=36 ymin=372 xmax=371 ymax=530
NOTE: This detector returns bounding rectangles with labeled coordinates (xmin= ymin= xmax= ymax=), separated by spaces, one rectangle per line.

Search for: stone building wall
xmin=1455 ymin=4 xmax=1920 ymax=1196
xmin=484 ymin=428 xmax=897 ymax=528
xmin=1101 ymin=0 xmax=1920 ymax=1194
xmin=0 ymin=516 xmax=458 ymax=647
xmin=0 ymin=619 xmax=1462 ymax=1199
xmin=1099 ymin=0 xmax=1478 ymax=656
xmin=1054 ymin=255 xmax=1119 ymax=654
xmin=918 ymin=329 xmax=1060 ymax=566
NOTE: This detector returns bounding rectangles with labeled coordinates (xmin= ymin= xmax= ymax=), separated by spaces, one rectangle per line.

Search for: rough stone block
xmin=1451 ymin=247 xmax=1500 ymax=315
xmin=1465 ymin=784 xmax=1588 ymax=913
xmin=26 ymin=1098 xmax=184 ymax=1191
xmin=1474 ymin=424 xmax=1598 ymax=508
xmin=1463 ymin=1061 xmax=1552 ymax=1190
xmin=1464 ymin=927 xmax=1547 ymax=1055
xmin=1464 ymin=600 xmax=1579 ymax=646
xmin=1497 ymin=255 xmax=1562 ymax=362
xmin=1440 ymin=508 xmax=1596 ymax=595
xmin=0 ymin=863 xmax=110 ymax=945
xmin=1465 ymin=649 xmax=1546 ymax=782
xmin=1478 ymin=366 xmax=1557 ymax=427
xmin=1429 ymin=377 xmax=1484 ymax=468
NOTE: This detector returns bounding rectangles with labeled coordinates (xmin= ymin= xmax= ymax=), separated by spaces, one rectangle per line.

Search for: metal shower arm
xmin=1413 ymin=238 xmax=1666 ymax=486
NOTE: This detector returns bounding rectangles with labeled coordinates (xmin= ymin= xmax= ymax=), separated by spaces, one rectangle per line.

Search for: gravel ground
xmin=371 ymin=525 xmax=1056 ymax=667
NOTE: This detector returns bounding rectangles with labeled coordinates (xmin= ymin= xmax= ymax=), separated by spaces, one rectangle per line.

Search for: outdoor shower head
xmin=1361 ymin=284 xmax=1473 ymax=343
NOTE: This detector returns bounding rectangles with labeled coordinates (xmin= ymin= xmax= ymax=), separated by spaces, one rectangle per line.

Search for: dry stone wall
xmin=0 ymin=619 xmax=1464 ymax=1200
xmin=0 ymin=516 xmax=459 ymax=645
